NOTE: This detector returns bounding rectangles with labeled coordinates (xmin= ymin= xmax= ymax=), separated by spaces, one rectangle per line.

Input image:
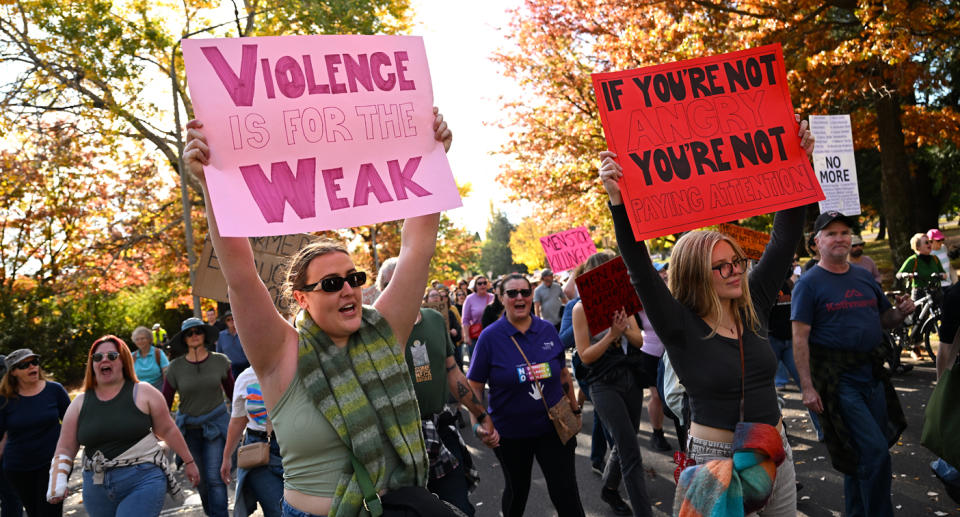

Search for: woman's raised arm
xmin=183 ymin=120 xmax=296 ymax=379
xmin=374 ymin=108 xmax=451 ymax=350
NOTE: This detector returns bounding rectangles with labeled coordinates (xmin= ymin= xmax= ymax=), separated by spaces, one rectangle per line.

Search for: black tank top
xmin=77 ymin=380 xmax=153 ymax=459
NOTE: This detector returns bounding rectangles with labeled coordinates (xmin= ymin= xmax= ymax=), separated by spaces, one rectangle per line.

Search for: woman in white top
xmin=221 ymin=366 xmax=282 ymax=517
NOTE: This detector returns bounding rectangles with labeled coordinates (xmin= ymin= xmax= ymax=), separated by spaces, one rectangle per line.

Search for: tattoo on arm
xmin=446 ymin=364 xmax=456 ymax=372
xmin=456 ymin=382 xmax=470 ymax=400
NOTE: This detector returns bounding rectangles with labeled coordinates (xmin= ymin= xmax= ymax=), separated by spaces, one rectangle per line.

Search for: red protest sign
xmin=539 ymin=227 xmax=598 ymax=273
xmin=717 ymin=223 xmax=770 ymax=261
xmin=574 ymin=256 xmax=642 ymax=335
xmin=592 ymin=44 xmax=824 ymax=242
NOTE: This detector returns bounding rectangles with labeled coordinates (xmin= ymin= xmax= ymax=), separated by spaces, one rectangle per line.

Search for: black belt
xmin=247 ymin=428 xmax=273 ymax=440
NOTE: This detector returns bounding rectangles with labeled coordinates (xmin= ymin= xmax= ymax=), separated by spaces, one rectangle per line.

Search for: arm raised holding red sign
xmin=598 ymin=116 xmax=813 ymax=514
xmin=183 ymin=109 xmax=451 ymax=517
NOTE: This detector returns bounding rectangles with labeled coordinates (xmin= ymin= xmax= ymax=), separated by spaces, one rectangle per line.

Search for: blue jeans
xmin=184 ymin=427 xmax=229 ymax=517
xmin=282 ymin=499 xmax=325 ymax=517
xmin=770 ymin=336 xmax=823 ymax=439
xmin=573 ymin=355 xmax=612 ymax=466
xmin=239 ymin=434 xmax=284 ymax=517
xmin=82 ymin=463 xmax=166 ymax=517
xmin=837 ymin=378 xmax=893 ymax=517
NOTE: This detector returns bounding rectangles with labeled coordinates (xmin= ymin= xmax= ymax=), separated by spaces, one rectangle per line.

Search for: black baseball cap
xmin=813 ymin=211 xmax=855 ymax=233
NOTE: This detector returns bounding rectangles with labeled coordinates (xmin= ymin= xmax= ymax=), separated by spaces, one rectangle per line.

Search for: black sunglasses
xmin=302 ymin=271 xmax=367 ymax=293
xmin=711 ymin=257 xmax=748 ymax=279
xmin=92 ymin=351 xmax=120 ymax=363
xmin=184 ymin=327 xmax=205 ymax=337
xmin=15 ymin=358 xmax=39 ymax=370
xmin=504 ymin=288 xmax=533 ymax=299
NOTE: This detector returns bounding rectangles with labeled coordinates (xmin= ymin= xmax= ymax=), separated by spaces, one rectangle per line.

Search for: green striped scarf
xmin=296 ymin=307 xmax=427 ymax=517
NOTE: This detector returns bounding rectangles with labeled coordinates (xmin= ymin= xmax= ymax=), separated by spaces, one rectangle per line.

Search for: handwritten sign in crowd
xmin=716 ymin=223 xmax=770 ymax=261
xmin=592 ymin=43 xmax=824 ymax=242
xmin=539 ymin=227 xmax=598 ymax=273
xmin=182 ymin=35 xmax=462 ymax=237
xmin=195 ymin=233 xmax=316 ymax=308
xmin=575 ymin=256 xmax=643 ymax=335
xmin=809 ymin=114 xmax=860 ymax=216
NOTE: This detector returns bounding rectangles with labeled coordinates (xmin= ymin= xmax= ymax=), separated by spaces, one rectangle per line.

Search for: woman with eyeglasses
xmin=47 ymin=336 xmax=199 ymax=516
xmin=424 ymin=288 xmax=463 ymax=359
xmin=182 ymin=109 xmax=451 ymax=517
xmin=462 ymin=276 xmax=494 ymax=364
xmin=0 ymin=349 xmax=69 ymax=517
xmin=597 ymin=118 xmax=814 ymax=515
xmin=467 ymin=273 xmax=584 ymax=517
xmin=897 ymin=233 xmax=946 ymax=298
xmin=571 ymin=251 xmax=652 ymax=517
xmin=162 ymin=318 xmax=234 ymax=517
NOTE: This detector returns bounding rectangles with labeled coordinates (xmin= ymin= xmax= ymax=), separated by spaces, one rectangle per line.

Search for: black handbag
xmin=348 ymin=452 xmax=465 ymax=517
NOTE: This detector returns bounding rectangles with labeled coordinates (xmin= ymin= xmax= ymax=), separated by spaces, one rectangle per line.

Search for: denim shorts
xmin=82 ymin=463 xmax=166 ymax=517
xmin=281 ymin=499 xmax=326 ymax=517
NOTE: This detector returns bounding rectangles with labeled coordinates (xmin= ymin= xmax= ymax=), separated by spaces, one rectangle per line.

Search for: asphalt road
xmin=61 ymin=353 xmax=956 ymax=517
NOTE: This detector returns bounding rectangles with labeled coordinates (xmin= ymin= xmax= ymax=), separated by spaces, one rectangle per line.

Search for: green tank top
xmin=271 ymin=372 xmax=402 ymax=497
xmin=77 ymin=380 xmax=153 ymax=460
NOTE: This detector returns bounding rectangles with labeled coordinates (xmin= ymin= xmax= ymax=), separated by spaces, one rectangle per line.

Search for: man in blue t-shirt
xmin=792 ymin=211 xmax=915 ymax=517
xmin=217 ymin=312 xmax=250 ymax=379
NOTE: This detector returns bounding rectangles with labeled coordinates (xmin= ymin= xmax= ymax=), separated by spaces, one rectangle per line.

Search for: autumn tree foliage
xmin=0 ymin=123 xmax=183 ymax=382
xmin=496 ymin=0 xmax=960 ymax=264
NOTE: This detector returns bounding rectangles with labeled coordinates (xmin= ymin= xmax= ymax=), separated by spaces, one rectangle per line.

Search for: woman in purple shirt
xmin=467 ymin=274 xmax=584 ymax=517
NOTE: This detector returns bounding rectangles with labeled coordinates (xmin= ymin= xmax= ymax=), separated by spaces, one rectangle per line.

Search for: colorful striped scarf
xmin=673 ymin=422 xmax=786 ymax=517
xmin=296 ymin=307 xmax=428 ymax=517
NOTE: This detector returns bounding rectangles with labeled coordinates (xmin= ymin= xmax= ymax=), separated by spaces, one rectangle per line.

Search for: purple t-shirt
xmin=462 ymin=292 xmax=494 ymax=331
xmin=467 ymin=315 xmax=566 ymax=439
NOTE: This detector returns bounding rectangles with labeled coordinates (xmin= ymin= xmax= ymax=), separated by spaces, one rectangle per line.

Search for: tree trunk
xmin=876 ymin=214 xmax=886 ymax=241
xmin=875 ymin=93 xmax=915 ymax=266
xmin=911 ymin=160 xmax=941 ymax=231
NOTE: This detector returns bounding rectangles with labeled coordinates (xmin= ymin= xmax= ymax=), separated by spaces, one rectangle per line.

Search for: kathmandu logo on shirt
xmin=542 ymin=340 xmax=554 ymax=350
xmin=826 ymin=288 xmax=877 ymax=312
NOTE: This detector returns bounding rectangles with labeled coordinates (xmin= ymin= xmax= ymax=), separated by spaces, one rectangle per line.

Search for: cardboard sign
xmin=717 ymin=223 xmax=770 ymax=261
xmin=182 ymin=35 xmax=462 ymax=237
xmin=574 ymin=256 xmax=642 ymax=335
xmin=194 ymin=233 xmax=316 ymax=308
xmin=810 ymin=114 xmax=861 ymax=216
xmin=592 ymin=44 xmax=824 ymax=242
xmin=539 ymin=227 xmax=598 ymax=273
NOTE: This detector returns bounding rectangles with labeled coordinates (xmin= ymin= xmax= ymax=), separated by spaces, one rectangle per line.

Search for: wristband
xmin=184 ymin=459 xmax=196 ymax=465
xmin=476 ymin=411 xmax=488 ymax=423
xmin=472 ymin=423 xmax=481 ymax=435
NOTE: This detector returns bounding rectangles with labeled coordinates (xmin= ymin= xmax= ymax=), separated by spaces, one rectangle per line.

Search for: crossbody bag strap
xmin=736 ymin=321 xmax=745 ymax=423
xmin=348 ymin=450 xmax=384 ymax=517
xmin=509 ymin=336 xmax=553 ymax=416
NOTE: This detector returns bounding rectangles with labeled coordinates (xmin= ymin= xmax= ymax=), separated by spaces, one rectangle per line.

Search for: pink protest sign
xmin=182 ymin=35 xmax=461 ymax=237
xmin=539 ymin=227 xmax=598 ymax=273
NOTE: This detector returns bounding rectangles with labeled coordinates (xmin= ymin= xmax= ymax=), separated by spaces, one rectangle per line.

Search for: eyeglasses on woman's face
xmin=711 ymin=257 xmax=748 ymax=279
xmin=92 ymin=351 xmax=120 ymax=363
xmin=302 ymin=271 xmax=367 ymax=293
xmin=184 ymin=328 xmax=205 ymax=338
xmin=504 ymin=288 xmax=532 ymax=299
xmin=15 ymin=358 xmax=39 ymax=370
